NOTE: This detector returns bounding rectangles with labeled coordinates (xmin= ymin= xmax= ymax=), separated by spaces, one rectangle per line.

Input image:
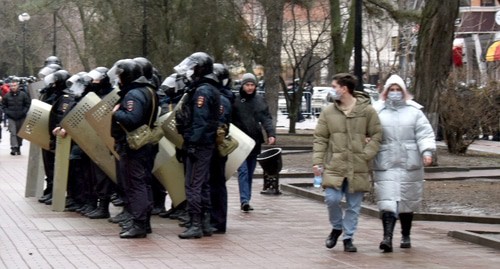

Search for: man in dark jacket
xmin=2 ymin=78 xmax=31 ymax=155
xmin=232 ymin=73 xmax=276 ymax=212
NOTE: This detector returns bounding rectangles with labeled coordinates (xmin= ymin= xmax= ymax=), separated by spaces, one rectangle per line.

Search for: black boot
xmin=343 ymin=239 xmax=357 ymax=252
xmin=109 ymin=208 xmax=132 ymax=223
xmin=178 ymin=213 xmax=191 ymax=228
xmin=379 ymin=211 xmax=396 ymax=253
xmin=325 ymin=229 xmax=342 ymax=249
xmin=87 ymin=198 xmax=111 ymax=219
xmin=38 ymin=192 xmax=52 ymax=203
xmin=400 ymin=212 xmax=414 ymax=248
xmin=202 ymin=211 xmax=214 ymax=236
xmin=179 ymin=214 xmax=203 ymax=239
xmin=120 ymin=219 xmax=147 ymax=239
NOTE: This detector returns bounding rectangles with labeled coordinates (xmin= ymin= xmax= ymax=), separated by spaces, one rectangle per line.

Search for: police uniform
xmin=178 ymin=78 xmax=220 ymax=238
xmin=112 ymin=76 xmax=158 ymax=238
xmin=209 ymin=86 xmax=234 ymax=233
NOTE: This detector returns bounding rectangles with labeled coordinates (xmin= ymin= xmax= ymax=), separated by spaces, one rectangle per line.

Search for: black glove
xmin=187 ymin=145 xmax=197 ymax=162
xmin=175 ymin=147 xmax=185 ymax=163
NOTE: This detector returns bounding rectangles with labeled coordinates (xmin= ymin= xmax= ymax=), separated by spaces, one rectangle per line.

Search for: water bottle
xmin=313 ymin=175 xmax=322 ymax=188
xmin=313 ymin=165 xmax=323 ymax=188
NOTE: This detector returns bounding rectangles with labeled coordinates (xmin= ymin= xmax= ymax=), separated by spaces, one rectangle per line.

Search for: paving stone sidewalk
xmin=1 ymin=129 xmax=500 ymax=268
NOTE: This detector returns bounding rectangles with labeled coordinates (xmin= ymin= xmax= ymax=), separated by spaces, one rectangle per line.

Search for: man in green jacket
xmin=313 ymin=73 xmax=382 ymax=252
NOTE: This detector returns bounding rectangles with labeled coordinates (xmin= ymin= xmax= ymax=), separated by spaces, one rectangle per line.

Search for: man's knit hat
xmin=241 ymin=73 xmax=257 ymax=85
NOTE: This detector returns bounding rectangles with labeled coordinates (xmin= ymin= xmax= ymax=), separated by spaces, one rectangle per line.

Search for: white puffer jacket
xmin=372 ymin=78 xmax=436 ymax=213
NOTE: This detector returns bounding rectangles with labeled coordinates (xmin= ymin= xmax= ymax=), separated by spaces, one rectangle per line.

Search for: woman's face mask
xmin=387 ymin=91 xmax=403 ymax=101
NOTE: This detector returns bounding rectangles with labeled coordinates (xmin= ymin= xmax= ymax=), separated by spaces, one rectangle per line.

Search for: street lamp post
xmin=18 ymin=12 xmax=30 ymax=77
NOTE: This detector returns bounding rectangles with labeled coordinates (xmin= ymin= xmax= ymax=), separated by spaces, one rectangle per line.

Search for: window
xmin=480 ymin=0 xmax=495 ymax=6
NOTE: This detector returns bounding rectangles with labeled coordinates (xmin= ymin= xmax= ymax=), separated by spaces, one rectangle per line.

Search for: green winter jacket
xmin=313 ymin=92 xmax=382 ymax=193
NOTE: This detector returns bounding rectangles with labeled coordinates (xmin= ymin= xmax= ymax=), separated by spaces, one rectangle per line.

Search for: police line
xmin=19 ymin=88 xmax=255 ymax=211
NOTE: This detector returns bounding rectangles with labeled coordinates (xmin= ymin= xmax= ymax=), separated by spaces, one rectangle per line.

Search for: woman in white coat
xmin=372 ymin=74 xmax=436 ymax=253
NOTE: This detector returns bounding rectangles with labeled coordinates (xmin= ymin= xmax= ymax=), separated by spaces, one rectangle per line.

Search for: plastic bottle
xmin=313 ymin=165 xmax=323 ymax=188
xmin=313 ymin=175 xmax=322 ymax=188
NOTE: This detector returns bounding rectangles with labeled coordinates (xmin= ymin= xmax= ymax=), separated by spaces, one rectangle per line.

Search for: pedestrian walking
xmin=313 ymin=73 xmax=382 ymax=252
xmin=372 ymin=74 xmax=436 ymax=252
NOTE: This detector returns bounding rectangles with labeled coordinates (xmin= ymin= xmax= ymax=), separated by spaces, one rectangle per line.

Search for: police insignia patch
xmin=197 ymin=96 xmax=205 ymax=108
xmin=126 ymin=100 xmax=134 ymax=111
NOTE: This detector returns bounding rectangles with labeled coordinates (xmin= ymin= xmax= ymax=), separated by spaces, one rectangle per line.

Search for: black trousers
xmin=117 ymin=144 xmax=155 ymax=221
xmin=209 ymin=150 xmax=228 ymax=231
xmin=185 ymin=144 xmax=215 ymax=216
xmin=41 ymin=149 xmax=55 ymax=194
xmin=91 ymin=161 xmax=115 ymax=200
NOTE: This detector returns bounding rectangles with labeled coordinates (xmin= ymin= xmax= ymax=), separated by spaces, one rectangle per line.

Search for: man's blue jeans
xmin=237 ymin=156 xmax=257 ymax=205
xmin=324 ymin=179 xmax=364 ymax=240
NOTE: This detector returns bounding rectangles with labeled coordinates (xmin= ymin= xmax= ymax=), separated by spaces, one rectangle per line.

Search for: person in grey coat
xmin=372 ymin=74 xmax=436 ymax=252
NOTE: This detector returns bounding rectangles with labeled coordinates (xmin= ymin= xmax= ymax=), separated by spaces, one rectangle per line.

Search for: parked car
xmin=278 ymin=92 xmax=307 ymax=115
xmin=310 ymin=86 xmax=332 ymax=116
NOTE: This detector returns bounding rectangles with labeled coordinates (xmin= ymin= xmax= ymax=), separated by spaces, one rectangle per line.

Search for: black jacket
xmin=181 ymin=78 xmax=220 ymax=146
xmin=232 ymin=86 xmax=275 ymax=156
xmin=2 ymin=90 xmax=31 ymax=120
xmin=111 ymin=77 xmax=159 ymax=146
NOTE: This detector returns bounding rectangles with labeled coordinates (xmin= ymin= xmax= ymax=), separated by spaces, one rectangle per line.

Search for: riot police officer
xmin=133 ymin=57 xmax=168 ymax=216
xmin=108 ymin=59 xmax=159 ymax=238
xmin=209 ymin=63 xmax=235 ymax=234
xmin=174 ymin=52 xmax=220 ymax=239
xmin=37 ymin=69 xmax=69 ymax=205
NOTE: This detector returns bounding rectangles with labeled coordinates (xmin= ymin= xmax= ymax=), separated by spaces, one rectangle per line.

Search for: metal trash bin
xmin=257 ymin=147 xmax=282 ymax=195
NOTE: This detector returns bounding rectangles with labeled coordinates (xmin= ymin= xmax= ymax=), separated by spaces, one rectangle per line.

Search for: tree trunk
xmin=413 ymin=2 xmax=459 ymax=114
xmin=330 ymin=0 xmax=356 ymax=73
xmin=260 ymin=0 xmax=285 ymax=130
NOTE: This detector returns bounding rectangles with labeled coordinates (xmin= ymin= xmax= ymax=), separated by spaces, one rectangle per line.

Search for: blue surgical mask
xmin=387 ymin=91 xmax=403 ymax=101
xmin=328 ymin=89 xmax=342 ymax=101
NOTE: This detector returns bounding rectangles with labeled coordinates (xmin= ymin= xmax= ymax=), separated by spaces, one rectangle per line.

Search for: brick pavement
xmin=1 ymin=128 xmax=500 ymax=268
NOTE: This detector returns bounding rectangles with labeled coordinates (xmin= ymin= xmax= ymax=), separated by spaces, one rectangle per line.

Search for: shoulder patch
xmin=126 ymin=100 xmax=134 ymax=111
xmin=197 ymin=96 xmax=205 ymax=108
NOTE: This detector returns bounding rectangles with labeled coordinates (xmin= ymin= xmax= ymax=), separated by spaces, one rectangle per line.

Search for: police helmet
xmin=38 ymin=63 xmax=62 ymax=79
xmin=107 ymin=59 xmax=142 ymax=86
xmin=174 ymin=52 xmax=214 ymax=80
xmin=133 ymin=57 xmax=153 ymax=80
xmin=44 ymin=69 xmax=70 ymax=89
xmin=44 ymin=56 xmax=61 ymax=66
xmin=213 ymin=63 xmax=231 ymax=87
xmin=67 ymin=72 xmax=88 ymax=97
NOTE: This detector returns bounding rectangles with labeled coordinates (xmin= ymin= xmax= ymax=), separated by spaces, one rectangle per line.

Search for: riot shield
xmin=84 ymin=88 xmax=120 ymax=159
xmin=162 ymin=103 xmax=255 ymax=181
xmin=18 ymin=99 xmax=51 ymax=150
xmin=225 ymin=124 xmax=255 ymax=180
xmin=152 ymin=137 xmax=186 ymax=207
xmin=60 ymin=92 xmax=117 ymax=183
xmin=52 ymin=135 xmax=71 ymax=212
xmin=161 ymin=94 xmax=187 ymax=149
xmin=28 ymin=81 xmax=45 ymax=100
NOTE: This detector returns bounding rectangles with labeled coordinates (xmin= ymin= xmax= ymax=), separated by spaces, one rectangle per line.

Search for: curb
xmin=280 ymin=182 xmax=500 ymax=224
xmin=448 ymin=230 xmax=500 ymax=250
